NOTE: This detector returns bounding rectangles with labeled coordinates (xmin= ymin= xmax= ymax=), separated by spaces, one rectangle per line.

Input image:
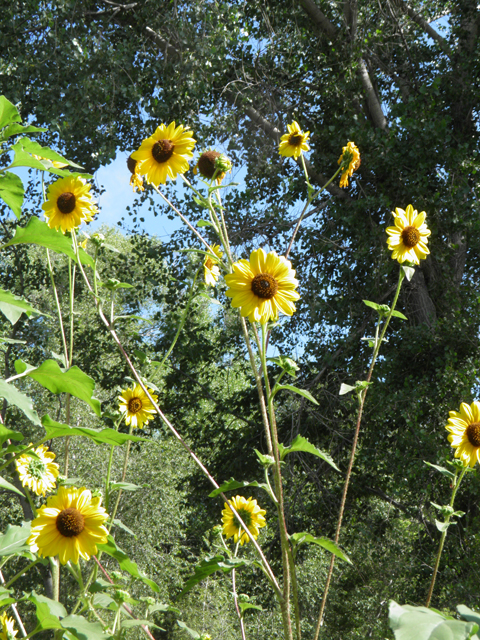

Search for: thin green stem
xmin=232 ymin=543 xmax=247 ymax=640
xmin=109 ymin=425 xmax=133 ymax=531
xmin=4 ymin=559 xmax=41 ymax=588
xmin=104 ymin=417 xmax=123 ymax=513
xmin=425 ymin=465 xmax=468 ymax=607
xmin=46 ymin=249 xmax=69 ymax=367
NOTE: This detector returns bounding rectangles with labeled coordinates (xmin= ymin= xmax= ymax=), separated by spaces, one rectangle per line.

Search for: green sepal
xmin=278 ymin=435 xmax=339 ymax=471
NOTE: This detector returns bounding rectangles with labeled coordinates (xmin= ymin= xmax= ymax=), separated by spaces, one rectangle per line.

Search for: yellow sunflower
xmin=16 ymin=444 xmax=59 ymax=497
xmin=131 ymin=122 xmax=196 ymax=186
xmin=338 ymin=141 xmax=361 ymax=188
xmin=0 ymin=613 xmax=17 ymax=640
xmin=222 ymin=495 xmax=266 ymax=546
xmin=27 ymin=486 xmax=109 ymax=565
xmin=445 ymin=401 xmax=480 ymax=467
xmin=119 ymin=383 xmax=158 ymax=429
xmin=204 ymin=245 xmax=223 ymax=286
xmin=225 ymin=248 xmax=299 ymax=324
xmin=42 ymin=176 xmax=98 ymax=234
xmin=386 ymin=205 xmax=431 ymax=265
xmin=127 ymin=155 xmax=144 ymax=192
xmin=279 ymin=121 xmax=310 ymax=160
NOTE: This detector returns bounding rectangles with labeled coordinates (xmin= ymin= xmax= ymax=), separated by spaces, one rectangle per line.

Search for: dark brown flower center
xmin=466 ymin=422 xmax=480 ymax=447
xmin=152 ymin=139 xmax=174 ymax=163
xmin=401 ymin=226 xmax=420 ymax=248
xmin=197 ymin=150 xmax=221 ymax=179
xmin=205 ymin=257 xmax=214 ymax=270
xmin=56 ymin=507 xmax=85 ymax=537
xmin=127 ymin=156 xmax=137 ymax=174
xmin=251 ymin=273 xmax=279 ymax=299
xmin=289 ymin=134 xmax=302 ymax=146
xmin=57 ymin=192 xmax=76 ymax=214
xmin=128 ymin=397 xmax=143 ymax=414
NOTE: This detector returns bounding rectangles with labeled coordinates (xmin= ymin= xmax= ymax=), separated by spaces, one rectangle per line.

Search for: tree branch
xmin=298 ymin=0 xmax=337 ymax=38
xmin=393 ymin=0 xmax=451 ymax=57
xmin=357 ymin=59 xmax=388 ymax=130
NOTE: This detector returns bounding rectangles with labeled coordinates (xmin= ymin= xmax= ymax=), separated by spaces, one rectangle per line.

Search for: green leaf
xmin=238 ymin=602 xmax=263 ymax=614
xmin=424 ymin=461 xmax=455 ymax=478
xmin=389 ymin=600 xmax=477 ymax=640
xmin=0 ymin=522 xmax=32 ymax=557
xmin=0 ymin=96 xmax=21 ymax=129
xmin=0 ymin=172 xmax=24 ymax=219
xmin=208 ymin=478 xmax=262 ymax=498
xmin=458 ymin=605 xmax=480 ymax=626
xmin=275 ymin=383 xmax=318 ymax=405
xmin=61 ymin=614 xmax=110 ymax=640
xmin=180 ymin=555 xmax=247 ymax=596
xmin=435 ymin=519 xmax=454 ymax=532
xmin=0 ymin=379 xmax=41 ymax=425
xmin=121 ymin=620 xmax=163 ymax=631
xmin=290 ymin=532 xmax=351 ymax=563
xmin=391 ymin=310 xmax=408 ymax=320
xmin=0 ymin=586 xmax=16 ymax=606
xmin=109 ymin=482 xmax=142 ymax=492
xmin=0 ymin=123 xmax=46 ymax=141
xmin=177 ymin=621 xmax=201 ymax=639
xmin=339 ymin=383 xmax=356 ymax=395
xmin=267 ymin=355 xmax=299 ymax=378
xmin=0 ymin=424 xmax=24 ymax=445
xmin=147 ymin=603 xmax=180 ymax=615
xmin=0 ymin=475 xmax=24 ymax=497
xmin=42 ymin=415 xmax=148 ymax=446
xmin=254 ymin=449 xmax=275 ymax=467
xmin=27 ymin=360 xmax=101 ymax=415
xmin=28 ymin=591 xmax=67 ymax=631
xmin=402 ymin=266 xmax=415 ymax=281
xmin=97 ymin=536 xmax=160 ymax=592
xmin=112 ymin=518 xmax=137 ymax=538
xmin=92 ymin=593 xmax=117 ymax=611
xmin=363 ymin=300 xmax=382 ymax=311
xmin=12 ymin=138 xmax=82 ymax=168
xmin=197 ymin=219 xmax=213 ymax=226
xmin=0 ymin=288 xmax=44 ymax=325
xmin=278 ymin=435 xmax=339 ymax=471
xmin=1 ymin=216 xmax=77 ymax=260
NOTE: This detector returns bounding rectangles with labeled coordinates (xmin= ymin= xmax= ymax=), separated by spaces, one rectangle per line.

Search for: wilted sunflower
xmin=386 ymin=205 xmax=431 ymax=265
xmin=131 ymin=122 xmax=196 ymax=186
xmin=446 ymin=401 xmax=480 ymax=467
xmin=204 ymin=245 xmax=223 ymax=286
xmin=225 ymin=248 xmax=299 ymax=324
xmin=0 ymin=613 xmax=17 ymax=640
xmin=194 ymin=150 xmax=232 ymax=183
xmin=279 ymin=121 xmax=310 ymax=160
xmin=222 ymin=495 xmax=266 ymax=546
xmin=127 ymin=155 xmax=144 ymax=192
xmin=338 ymin=141 xmax=361 ymax=188
xmin=16 ymin=444 xmax=59 ymax=497
xmin=42 ymin=176 xmax=98 ymax=233
xmin=27 ymin=486 xmax=109 ymax=565
xmin=119 ymin=383 xmax=158 ymax=429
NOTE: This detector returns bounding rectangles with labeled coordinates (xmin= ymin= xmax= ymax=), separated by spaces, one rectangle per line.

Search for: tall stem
xmin=314 ymin=269 xmax=405 ymax=639
xmin=232 ymin=544 xmax=247 ymax=640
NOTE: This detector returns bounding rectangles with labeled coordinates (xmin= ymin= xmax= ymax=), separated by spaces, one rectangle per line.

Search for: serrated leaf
xmin=389 ymin=600 xmax=477 ymax=640
xmin=12 ymin=138 xmax=82 ymax=168
xmin=278 ymin=435 xmax=339 ymax=471
xmin=289 ymin=532 xmax=351 ymax=563
xmin=0 ymin=96 xmax=21 ymax=129
xmin=0 ymin=288 xmax=44 ymax=325
xmin=1 ymin=216 xmax=76 ymax=260
xmin=180 ymin=555 xmax=247 ymax=596
xmin=391 ymin=310 xmax=408 ymax=320
xmin=275 ymin=383 xmax=318 ymax=405
xmin=208 ymin=478 xmax=262 ymax=498
xmin=28 ymin=591 xmax=67 ymax=631
xmin=424 ymin=461 xmax=455 ymax=478
xmin=0 ymin=172 xmax=24 ymax=219
xmin=0 ymin=522 xmax=32 ymax=557
xmin=97 ymin=536 xmax=160 ymax=592
xmin=42 ymin=415 xmax=148 ymax=446
xmin=339 ymin=383 xmax=356 ymax=395
xmin=177 ymin=621 xmax=201 ymax=639
xmin=0 ymin=379 xmax=41 ymax=425
xmin=27 ymin=360 xmax=101 ymax=415
xmin=0 ymin=424 xmax=24 ymax=445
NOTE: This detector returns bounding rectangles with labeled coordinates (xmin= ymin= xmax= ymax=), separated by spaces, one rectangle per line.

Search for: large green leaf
xmin=278 ymin=435 xmax=339 ymax=471
xmin=27 ymin=360 xmax=101 ymax=415
xmin=11 ymin=138 xmax=82 ymax=168
xmin=289 ymin=532 xmax=351 ymax=564
xmin=0 ymin=172 xmax=24 ymax=219
xmin=0 ymin=424 xmax=24 ymax=445
xmin=0 ymin=379 xmax=41 ymax=425
xmin=28 ymin=592 xmax=67 ymax=631
xmin=0 ymin=586 xmax=16 ymax=606
xmin=180 ymin=554 xmax=248 ymax=596
xmin=61 ymin=615 xmax=111 ymax=640
xmin=0 ymin=476 xmax=24 ymax=497
xmin=458 ymin=606 xmax=480 ymax=626
xmin=0 ymin=288 xmax=44 ymax=325
xmin=177 ymin=621 xmax=201 ymax=639
xmin=389 ymin=601 xmax=479 ymax=640
xmin=0 ymin=123 xmax=46 ymax=141
xmin=0 ymin=523 xmax=33 ymax=557
xmin=1 ymin=216 xmax=77 ymax=260
xmin=0 ymin=96 xmax=21 ymax=129
xmin=97 ymin=536 xmax=160 ymax=592
xmin=209 ymin=478 xmax=264 ymax=498
xmin=42 ymin=415 xmax=148 ymax=446
xmin=275 ymin=383 xmax=319 ymax=405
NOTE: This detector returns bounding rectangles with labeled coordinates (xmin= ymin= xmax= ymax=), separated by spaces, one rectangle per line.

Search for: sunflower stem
xmin=4 ymin=559 xmax=41 ymax=589
xmin=105 ymin=417 xmax=123 ymax=513
xmin=50 ymin=557 xmax=60 ymax=601
xmin=109 ymin=426 xmax=133 ymax=531
xmin=313 ymin=268 xmax=405 ymax=639
xmin=425 ymin=465 xmax=468 ymax=607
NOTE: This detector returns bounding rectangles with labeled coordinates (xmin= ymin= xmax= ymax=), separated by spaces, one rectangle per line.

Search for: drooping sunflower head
xmin=221 ymin=495 xmax=266 ymax=546
xmin=225 ymin=248 xmax=300 ymax=324
xmin=194 ymin=150 xmax=232 ymax=183
xmin=16 ymin=444 xmax=59 ymax=497
xmin=386 ymin=204 xmax=431 ymax=265
xmin=0 ymin=613 xmax=17 ymax=640
xmin=338 ymin=141 xmax=361 ymax=188
xmin=127 ymin=154 xmax=144 ymax=192
xmin=279 ymin=121 xmax=310 ymax=160
xmin=27 ymin=486 xmax=109 ymax=565
xmin=42 ymin=176 xmax=98 ymax=234
xmin=118 ymin=383 xmax=158 ymax=429
xmin=446 ymin=401 xmax=480 ymax=467
xmin=131 ymin=122 xmax=196 ymax=186
xmin=204 ymin=245 xmax=224 ymax=287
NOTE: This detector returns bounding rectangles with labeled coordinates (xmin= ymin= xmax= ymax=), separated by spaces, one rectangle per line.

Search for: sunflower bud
xmin=215 ymin=153 xmax=232 ymax=174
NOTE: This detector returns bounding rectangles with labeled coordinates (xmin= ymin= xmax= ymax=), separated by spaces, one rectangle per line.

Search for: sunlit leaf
xmin=42 ymin=415 xmax=148 ymax=446
xmin=0 ymin=96 xmax=21 ymax=129
xmin=208 ymin=478 xmax=263 ymax=498
xmin=389 ymin=600 xmax=478 ymax=640
xmin=180 ymin=555 xmax=247 ymax=596
xmin=0 ymin=379 xmax=41 ymax=425
xmin=278 ymin=435 xmax=339 ymax=471
xmin=0 ymin=424 xmax=24 ymax=445
xmin=290 ymin=532 xmax=351 ymax=563
xmin=1 ymin=216 xmax=76 ymax=260
xmin=0 ymin=522 xmax=33 ymax=557
xmin=275 ymin=383 xmax=318 ymax=405
xmin=0 ymin=288 xmax=44 ymax=325
xmin=0 ymin=172 xmax=24 ymax=219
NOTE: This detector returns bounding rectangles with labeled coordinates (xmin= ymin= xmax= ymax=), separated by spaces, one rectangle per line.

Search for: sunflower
xmin=42 ymin=176 xmax=98 ymax=234
xmin=279 ymin=121 xmax=310 ymax=160
xmin=194 ymin=150 xmax=232 ymax=183
xmin=222 ymin=495 xmax=266 ymax=546
xmin=131 ymin=122 xmax=196 ymax=186
xmin=127 ymin=155 xmax=144 ymax=192
xmin=0 ymin=613 xmax=17 ymax=640
xmin=16 ymin=444 xmax=59 ymax=497
xmin=386 ymin=205 xmax=431 ymax=265
xmin=225 ymin=248 xmax=299 ymax=324
xmin=204 ymin=245 xmax=223 ymax=286
xmin=27 ymin=486 xmax=109 ymax=565
xmin=338 ymin=141 xmax=361 ymax=188
xmin=445 ymin=401 xmax=480 ymax=467
xmin=119 ymin=383 xmax=158 ymax=429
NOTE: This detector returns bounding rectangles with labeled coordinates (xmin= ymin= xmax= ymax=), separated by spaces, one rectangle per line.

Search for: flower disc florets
xmin=119 ymin=383 xmax=158 ymax=429
xmin=42 ymin=176 xmax=98 ymax=234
